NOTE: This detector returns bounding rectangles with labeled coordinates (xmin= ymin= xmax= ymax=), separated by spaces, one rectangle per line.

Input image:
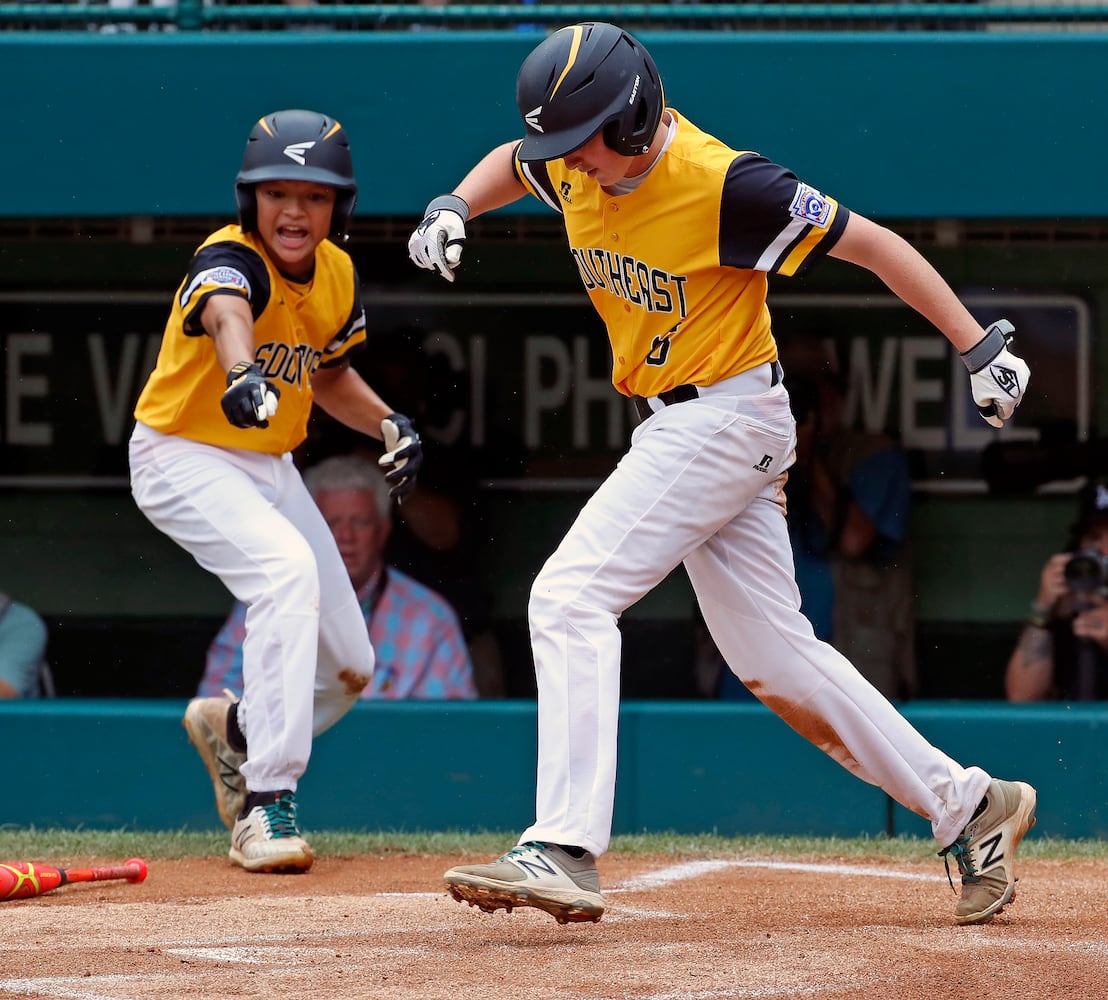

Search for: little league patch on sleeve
xmin=789 ymin=183 xmax=833 ymax=228
xmin=199 ymin=266 xmax=250 ymax=291
xmin=180 ymin=266 xmax=251 ymax=308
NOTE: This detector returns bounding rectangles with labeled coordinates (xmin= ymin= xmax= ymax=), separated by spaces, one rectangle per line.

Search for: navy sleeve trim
xmin=718 ymin=154 xmax=846 ymax=275
xmin=180 ymin=242 xmax=271 ymax=335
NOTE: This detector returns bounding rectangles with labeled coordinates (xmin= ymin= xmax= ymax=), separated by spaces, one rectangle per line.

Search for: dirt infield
xmin=1 ymin=851 xmax=1105 ymax=999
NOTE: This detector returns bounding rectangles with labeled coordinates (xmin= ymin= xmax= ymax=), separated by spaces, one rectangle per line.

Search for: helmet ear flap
xmin=601 ymin=102 xmax=656 ymax=156
xmin=601 ymin=119 xmax=622 ymax=153
xmin=332 ymin=189 xmax=358 ymax=242
xmin=235 ymin=183 xmax=257 ymax=233
xmin=605 ymin=55 xmax=664 ymax=156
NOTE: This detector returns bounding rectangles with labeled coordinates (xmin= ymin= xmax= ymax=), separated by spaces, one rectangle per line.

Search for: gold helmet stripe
xmin=257 ymin=117 xmax=274 ymax=138
xmin=549 ymin=25 xmax=583 ymax=101
xmin=323 ymin=122 xmax=343 ymax=141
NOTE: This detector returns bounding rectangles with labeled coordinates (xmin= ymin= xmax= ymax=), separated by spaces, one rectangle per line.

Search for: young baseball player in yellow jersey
xmin=409 ymin=23 xmax=1037 ymax=925
xmin=131 ymin=109 xmax=423 ymax=873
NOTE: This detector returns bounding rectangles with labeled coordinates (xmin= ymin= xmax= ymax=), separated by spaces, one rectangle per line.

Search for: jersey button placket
xmin=606 ymin=200 xmax=627 ymax=308
xmin=291 ymin=295 xmax=308 ymax=344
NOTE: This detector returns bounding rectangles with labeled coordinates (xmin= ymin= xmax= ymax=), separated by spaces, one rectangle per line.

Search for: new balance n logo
xmin=979 ymin=832 xmax=1005 ymax=869
xmin=517 ymin=855 xmax=558 ymax=879
xmin=217 ymin=753 xmax=240 ymax=791
xmin=753 ymin=455 xmax=773 ymax=474
xmin=233 ymin=825 xmax=256 ymax=849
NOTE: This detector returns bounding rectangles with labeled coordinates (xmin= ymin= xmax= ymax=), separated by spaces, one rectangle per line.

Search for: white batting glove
xmin=408 ymin=194 xmax=469 ymax=283
xmin=960 ymin=319 xmax=1030 ymax=429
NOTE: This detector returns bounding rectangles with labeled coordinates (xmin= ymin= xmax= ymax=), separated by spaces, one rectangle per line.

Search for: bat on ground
xmin=0 ymin=858 xmax=147 ymax=901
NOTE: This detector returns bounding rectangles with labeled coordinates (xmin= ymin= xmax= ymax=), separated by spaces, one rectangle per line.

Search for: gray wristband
xmin=424 ymin=194 xmax=470 ymax=223
xmin=960 ymin=319 xmax=1014 ymax=373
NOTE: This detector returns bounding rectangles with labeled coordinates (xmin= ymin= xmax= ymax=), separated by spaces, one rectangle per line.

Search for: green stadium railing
xmin=4 ymin=3 xmax=1108 ymax=34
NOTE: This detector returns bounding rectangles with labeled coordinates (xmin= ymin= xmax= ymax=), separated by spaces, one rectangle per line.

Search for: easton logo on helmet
xmin=628 ymin=74 xmax=640 ymax=105
xmin=282 ymin=141 xmax=316 ymax=165
xmin=525 ymin=107 xmax=544 ymax=132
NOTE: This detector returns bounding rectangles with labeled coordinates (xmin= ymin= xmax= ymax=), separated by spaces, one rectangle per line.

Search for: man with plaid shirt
xmin=199 ymin=454 xmax=476 ymax=702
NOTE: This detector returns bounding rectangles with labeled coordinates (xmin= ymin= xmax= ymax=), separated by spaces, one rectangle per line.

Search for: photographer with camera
xmin=1006 ymin=480 xmax=1108 ymax=702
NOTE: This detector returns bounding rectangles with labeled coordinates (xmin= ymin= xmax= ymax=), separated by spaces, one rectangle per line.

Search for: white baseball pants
xmin=519 ymin=381 xmax=989 ymax=856
xmin=129 ymin=422 xmax=372 ymax=792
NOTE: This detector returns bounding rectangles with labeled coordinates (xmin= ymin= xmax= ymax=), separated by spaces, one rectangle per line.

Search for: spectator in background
xmin=0 ymin=593 xmax=50 ymax=699
xmin=299 ymin=324 xmax=508 ymax=697
xmin=200 ymin=454 xmax=477 ymax=701
xmin=706 ymin=364 xmax=915 ymax=703
xmin=784 ymin=367 xmax=916 ymax=702
xmin=1006 ymin=478 xmax=1108 ymax=702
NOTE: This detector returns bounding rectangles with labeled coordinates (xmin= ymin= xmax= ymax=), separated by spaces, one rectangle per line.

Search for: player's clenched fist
xmin=379 ymin=413 xmax=423 ymax=498
xmin=408 ymin=194 xmax=469 ymax=283
xmin=221 ymin=361 xmax=281 ymax=429
xmin=960 ymin=319 xmax=1030 ymax=429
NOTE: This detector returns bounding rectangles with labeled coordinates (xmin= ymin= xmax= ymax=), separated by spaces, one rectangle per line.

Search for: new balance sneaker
xmin=939 ymin=778 xmax=1037 ymax=925
xmin=229 ymin=790 xmax=314 ymax=873
xmin=182 ymin=693 xmax=246 ymax=830
xmin=444 ymin=841 xmax=604 ymax=924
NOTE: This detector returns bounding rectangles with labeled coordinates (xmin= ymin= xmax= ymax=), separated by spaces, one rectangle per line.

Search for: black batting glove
xmin=221 ymin=362 xmax=281 ymax=429
xmin=379 ymin=412 xmax=423 ymax=499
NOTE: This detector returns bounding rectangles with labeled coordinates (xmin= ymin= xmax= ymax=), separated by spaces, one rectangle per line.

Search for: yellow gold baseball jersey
xmin=513 ymin=110 xmax=849 ymax=398
xmin=134 ymin=225 xmax=366 ymax=454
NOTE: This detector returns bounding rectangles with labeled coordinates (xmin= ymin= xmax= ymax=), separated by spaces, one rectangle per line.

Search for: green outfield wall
xmin=3 ymin=31 xmax=1108 ymax=219
xmin=1 ymin=699 xmax=1103 ymax=840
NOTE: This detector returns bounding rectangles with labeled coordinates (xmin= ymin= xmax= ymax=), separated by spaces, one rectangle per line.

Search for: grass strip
xmin=0 ymin=827 xmax=1102 ymax=862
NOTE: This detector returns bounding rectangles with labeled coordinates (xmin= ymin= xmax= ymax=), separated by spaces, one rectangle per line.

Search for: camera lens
xmin=1065 ymin=552 xmax=1105 ymax=594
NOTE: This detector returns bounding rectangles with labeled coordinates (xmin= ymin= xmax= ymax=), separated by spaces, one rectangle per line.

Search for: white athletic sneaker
xmin=182 ymin=693 xmax=246 ymax=830
xmin=939 ymin=778 xmax=1037 ymax=925
xmin=444 ymin=841 xmax=604 ymax=924
xmin=229 ymin=791 xmax=314 ymax=874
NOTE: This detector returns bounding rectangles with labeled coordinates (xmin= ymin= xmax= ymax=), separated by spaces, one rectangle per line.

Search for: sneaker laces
xmin=261 ymin=793 xmax=300 ymax=839
xmin=938 ymin=836 xmax=980 ymax=893
xmin=500 ymin=842 xmax=543 ymax=863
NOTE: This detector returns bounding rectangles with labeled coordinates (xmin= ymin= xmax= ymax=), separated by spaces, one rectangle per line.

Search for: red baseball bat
xmin=0 ymin=858 xmax=147 ymax=901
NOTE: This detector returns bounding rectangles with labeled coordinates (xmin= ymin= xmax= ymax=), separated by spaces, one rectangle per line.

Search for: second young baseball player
xmin=408 ymin=23 xmax=1037 ymax=925
xmin=131 ymin=109 xmax=422 ymax=873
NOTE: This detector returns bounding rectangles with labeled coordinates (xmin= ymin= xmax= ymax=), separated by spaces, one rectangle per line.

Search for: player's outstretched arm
xmin=312 ymin=365 xmax=423 ymax=498
xmin=453 ymin=141 xmax=529 ymax=219
xmin=829 ymin=213 xmax=983 ymax=352
xmin=203 ymin=292 xmax=260 ymax=373
xmin=408 ymin=141 xmax=528 ymax=283
xmin=829 ymin=213 xmax=1030 ymax=428
xmin=203 ymin=294 xmax=281 ymax=428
